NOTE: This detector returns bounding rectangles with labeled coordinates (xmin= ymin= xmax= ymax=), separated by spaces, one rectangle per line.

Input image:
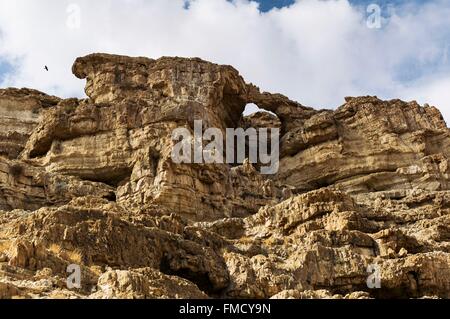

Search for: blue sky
xmin=0 ymin=61 xmax=11 ymax=82
xmin=0 ymin=0 xmax=449 ymax=124
xmin=255 ymin=0 xmax=295 ymax=11
xmin=255 ymin=0 xmax=420 ymax=12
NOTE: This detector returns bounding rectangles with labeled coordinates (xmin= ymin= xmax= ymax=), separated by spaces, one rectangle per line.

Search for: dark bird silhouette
xmin=44 ymin=66 xmax=48 ymax=71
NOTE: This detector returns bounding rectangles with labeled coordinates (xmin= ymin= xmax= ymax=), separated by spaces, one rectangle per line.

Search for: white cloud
xmin=0 ymin=0 xmax=449 ymax=125
xmin=400 ymin=75 xmax=450 ymax=126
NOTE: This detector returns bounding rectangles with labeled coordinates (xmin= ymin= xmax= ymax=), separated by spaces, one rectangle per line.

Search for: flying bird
xmin=44 ymin=65 xmax=49 ymax=71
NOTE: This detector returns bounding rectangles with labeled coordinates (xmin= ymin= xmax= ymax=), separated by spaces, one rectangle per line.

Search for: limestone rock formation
xmin=0 ymin=53 xmax=449 ymax=299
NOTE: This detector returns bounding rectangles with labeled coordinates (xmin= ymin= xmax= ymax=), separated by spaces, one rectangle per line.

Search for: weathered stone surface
xmin=0 ymin=89 xmax=59 ymax=160
xmin=90 ymin=268 xmax=208 ymax=299
xmin=277 ymin=96 xmax=450 ymax=193
xmin=0 ymin=53 xmax=449 ymax=299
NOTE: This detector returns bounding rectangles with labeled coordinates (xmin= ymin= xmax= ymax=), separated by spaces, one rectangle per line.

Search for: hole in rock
xmin=225 ymin=104 xmax=281 ymax=170
xmin=313 ymin=178 xmax=333 ymax=189
xmin=79 ymin=167 xmax=133 ymax=188
xmin=149 ymin=150 xmax=160 ymax=177
xmin=368 ymin=286 xmax=421 ymax=299
xmin=102 ymin=192 xmax=117 ymax=202
xmin=9 ymin=163 xmax=23 ymax=178
xmin=243 ymin=103 xmax=276 ymax=117
xmin=159 ymin=255 xmax=217 ymax=295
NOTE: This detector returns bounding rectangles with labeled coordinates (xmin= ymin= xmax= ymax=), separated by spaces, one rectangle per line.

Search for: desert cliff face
xmin=1 ymin=53 xmax=450 ymax=299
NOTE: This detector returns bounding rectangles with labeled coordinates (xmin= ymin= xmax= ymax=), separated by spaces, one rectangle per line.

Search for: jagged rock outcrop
xmin=0 ymin=89 xmax=60 ymax=160
xmin=0 ymin=53 xmax=449 ymax=299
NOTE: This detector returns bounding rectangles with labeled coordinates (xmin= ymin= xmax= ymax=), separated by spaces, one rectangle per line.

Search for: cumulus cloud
xmin=400 ymin=75 xmax=450 ymax=125
xmin=0 ymin=0 xmax=449 ymax=125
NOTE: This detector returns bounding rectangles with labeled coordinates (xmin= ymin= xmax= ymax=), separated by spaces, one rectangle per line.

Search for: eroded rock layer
xmin=0 ymin=53 xmax=449 ymax=299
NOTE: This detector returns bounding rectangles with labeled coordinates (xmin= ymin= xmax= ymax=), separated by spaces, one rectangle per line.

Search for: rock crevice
xmin=0 ymin=53 xmax=449 ymax=299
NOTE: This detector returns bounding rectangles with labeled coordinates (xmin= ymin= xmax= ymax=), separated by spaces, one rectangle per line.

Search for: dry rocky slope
xmin=1 ymin=53 xmax=450 ymax=299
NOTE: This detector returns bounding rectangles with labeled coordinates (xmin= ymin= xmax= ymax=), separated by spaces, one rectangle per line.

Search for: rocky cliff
xmin=0 ymin=53 xmax=449 ymax=299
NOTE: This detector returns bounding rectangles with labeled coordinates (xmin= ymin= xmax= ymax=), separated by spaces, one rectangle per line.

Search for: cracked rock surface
xmin=0 ymin=53 xmax=449 ymax=299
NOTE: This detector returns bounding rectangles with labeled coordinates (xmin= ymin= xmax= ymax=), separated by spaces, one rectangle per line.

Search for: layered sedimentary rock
xmin=0 ymin=89 xmax=59 ymax=160
xmin=0 ymin=53 xmax=449 ymax=299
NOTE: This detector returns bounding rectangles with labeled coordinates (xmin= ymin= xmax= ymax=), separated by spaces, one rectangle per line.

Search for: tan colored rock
xmin=91 ymin=268 xmax=208 ymax=299
xmin=0 ymin=88 xmax=59 ymax=159
xmin=0 ymin=281 xmax=22 ymax=299
xmin=0 ymin=53 xmax=449 ymax=299
xmin=277 ymin=97 xmax=450 ymax=194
